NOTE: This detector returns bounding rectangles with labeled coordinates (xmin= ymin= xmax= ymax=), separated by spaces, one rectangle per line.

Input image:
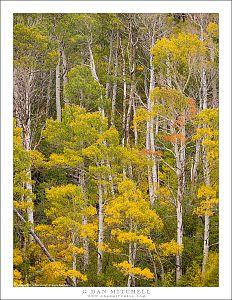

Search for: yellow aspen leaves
xmin=193 ymin=185 xmax=218 ymax=217
xmin=13 ymin=269 xmax=23 ymax=286
xmin=113 ymin=261 xmax=154 ymax=280
xmin=13 ymin=248 xmax=23 ymax=266
xmin=159 ymin=240 xmax=183 ymax=256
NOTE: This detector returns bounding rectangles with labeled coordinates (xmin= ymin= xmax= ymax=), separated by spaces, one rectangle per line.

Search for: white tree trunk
xmin=146 ymin=34 xmax=158 ymax=205
xmin=105 ymin=30 xmax=114 ymax=99
xmin=191 ymin=138 xmax=201 ymax=184
xmin=61 ymin=45 xmax=69 ymax=105
xmin=176 ymin=174 xmax=183 ymax=283
xmin=172 ymin=126 xmax=185 ymax=284
xmin=111 ymin=31 xmax=119 ymax=126
xmin=127 ymin=220 xmax=136 ymax=287
xmin=202 ymin=214 xmax=210 ymax=273
xmin=202 ymin=145 xmax=211 ymax=273
xmin=72 ymin=232 xmax=77 ymax=286
xmin=120 ymin=38 xmax=127 ymax=147
xmin=24 ymin=72 xmax=34 ymax=242
xmin=88 ymin=41 xmax=105 ymax=118
xmin=82 ymin=215 xmax=89 ymax=272
xmin=56 ymin=49 xmax=61 ymax=122
xmin=97 ymin=182 xmax=104 ymax=275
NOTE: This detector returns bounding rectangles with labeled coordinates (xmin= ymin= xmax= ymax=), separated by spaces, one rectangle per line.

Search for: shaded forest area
xmin=13 ymin=13 xmax=219 ymax=287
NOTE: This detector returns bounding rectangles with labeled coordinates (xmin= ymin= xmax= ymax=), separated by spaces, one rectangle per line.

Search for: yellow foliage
xmin=193 ymin=198 xmax=219 ymax=217
xmin=13 ymin=269 xmax=23 ymax=286
xmin=35 ymin=224 xmax=54 ymax=238
xmin=133 ymin=108 xmax=149 ymax=126
xmin=66 ymin=270 xmax=87 ymax=281
xmin=114 ymin=261 xmax=154 ymax=279
xmin=82 ymin=205 xmax=97 ymax=217
xmin=49 ymin=149 xmax=83 ymax=167
xmin=207 ymin=22 xmax=219 ymax=39
xmin=111 ymin=229 xmax=156 ymax=251
xmin=79 ymin=223 xmax=98 ymax=240
xmin=68 ymin=244 xmax=86 ymax=255
xmin=13 ymin=200 xmax=34 ymax=210
xmin=13 ymin=248 xmax=23 ymax=266
xmin=42 ymin=262 xmax=67 ymax=283
xmin=159 ymin=240 xmax=183 ymax=256
xmin=106 ymin=278 xmax=114 ymax=287
xmin=197 ymin=185 xmax=217 ymax=199
xmin=29 ymin=150 xmax=45 ymax=167
xmin=98 ymin=242 xmax=121 ymax=254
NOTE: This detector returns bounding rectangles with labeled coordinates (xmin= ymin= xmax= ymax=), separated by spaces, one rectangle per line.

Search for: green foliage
xmin=14 ymin=23 xmax=58 ymax=69
xmin=13 ymin=13 xmax=219 ymax=288
xmin=65 ymin=66 xmax=104 ymax=109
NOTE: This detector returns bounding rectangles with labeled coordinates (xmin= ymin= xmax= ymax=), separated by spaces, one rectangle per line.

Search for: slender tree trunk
xmin=202 ymin=146 xmax=211 ymax=273
xmin=97 ymin=181 xmax=104 ymax=275
xmin=105 ymin=30 xmax=114 ymax=99
xmin=127 ymin=219 xmax=135 ymax=287
xmin=14 ymin=208 xmax=54 ymax=262
xmin=56 ymin=48 xmax=62 ymax=122
xmin=146 ymin=34 xmax=158 ymax=205
xmin=24 ymin=71 xmax=34 ymax=242
xmin=72 ymin=232 xmax=77 ymax=286
xmin=80 ymin=171 xmax=89 ymax=272
xmin=111 ymin=30 xmax=119 ymax=126
xmin=125 ymin=86 xmax=133 ymax=146
xmin=127 ymin=240 xmax=133 ymax=287
xmin=173 ymin=126 xmax=185 ymax=284
xmin=14 ymin=208 xmax=75 ymax=286
xmin=202 ymin=214 xmax=210 ymax=273
xmin=126 ymin=65 xmax=136 ymax=146
xmin=132 ymin=97 xmax=138 ymax=146
xmin=148 ymin=250 xmax=158 ymax=283
xmin=120 ymin=37 xmax=127 ymax=146
xmin=209 ymin=42 xmax=218 ymax=108
xmin=199 ymin=30 xmax=211 ymax=271
xmin=61 ymin=44 xmax=69 ymax=105
xmin=201 ymin=69 xmax=207 ymax=109
xmin=46 ymin=70 xmax=52 ymax=117
xmin=82 ymin=215 xmax=89 ymax=272
xmin=176 ymin=173 xmax=183 ymax=283
xmin=191 ymin=138 xmax=201 ymax=184
xmin=88 ymin=41 xmax=105 ymax=118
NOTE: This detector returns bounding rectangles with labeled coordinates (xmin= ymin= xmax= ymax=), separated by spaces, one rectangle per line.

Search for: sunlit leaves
xmin=159 ymin=240 xmax=183 ymax=256
xmin=113 ymin=261 xmax=154 ymax=280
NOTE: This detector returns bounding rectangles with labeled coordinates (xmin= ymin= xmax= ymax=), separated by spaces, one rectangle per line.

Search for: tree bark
xmin=127 ymin=219 xmax=136 ymax=287
xmin=97 ymin=181 xmax=104 ymax=275
xmin=111 ymin=30 xmax=119 ymax=127
xmin=82 ymin=215 xmax=89 ymax=272
xmin=14 ymin=208 xmax=55 ymax=262
xmin=172 ymin=126 xmax=185 ymax=284
xmin=120 ymin=37 xmax=127 ymax=146
xmin=202 ymin=146 xmax=211 ymax=273
xmin=146 ymin=33 xmax=158 ymax=205
xmin=105 ymin=30 xmax=114 ymax=99
xmin=72 ymin=232 xmax=77 ymax=286
xmin=56 ymin=48 xmax=62 ymax=122
xmin=61 ymin=44 xmax=69 ymax=105
xmin=14 ymin=208 xmax=75 ymax=286
xmin=88 ymin=41 xmax=105 ymax=118
xmin=24 ymin=71 xmax=34 ymax=242
xmin=191 ymin=138 xmax=201 ymax=184
xmin=80 ymin=169 xmax=89 ymax=272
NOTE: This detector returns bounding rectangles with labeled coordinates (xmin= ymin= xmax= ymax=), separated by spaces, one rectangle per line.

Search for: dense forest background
xmin=13 ymin=13 xmax=219 ymax=287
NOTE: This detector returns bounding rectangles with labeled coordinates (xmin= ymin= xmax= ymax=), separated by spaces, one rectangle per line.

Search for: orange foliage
xmin=163 ymin=133 xmax=186 ymax=143
xmin=173 ymin=116 xmax=186 ymax=128
xmin=140 ymin=149 xmax=162 ymax=157
xmin=186 ymin=98 xmax=198 ymax=119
